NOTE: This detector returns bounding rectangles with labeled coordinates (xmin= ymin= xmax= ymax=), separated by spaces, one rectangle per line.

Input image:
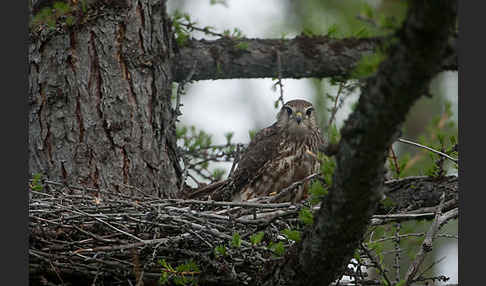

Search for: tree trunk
xmin=28 ymin=1 xmax=457 ymax=285
xmin=28 ymin=0 xmax=180 ymax=197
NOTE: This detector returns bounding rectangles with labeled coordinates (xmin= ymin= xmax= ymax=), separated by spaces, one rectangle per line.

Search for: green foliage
xmin=299 ymin=207 xmax=314 ymax=225
xmin=360 ymin=2 xmax=375 ymax=20
xmin=351 ymin=52 xmax=386 ymax=79
xmin=308 ymin=180 xmax=328 ymax=205
xmin=353 ymin=249 xmax=361 ymax=261
xmin=398 ymin=99 xmax=458 ymax=177
xmin=280 ymin=31 xmax=290 ymax=40
xmin=235 ymin=41 xmax=249 ymax=51
xmin=328 ymin=124 xmax=340 ymax=145
xmin=159 ymin=259 xmax=200 ymax=286
xmin=31 ymin=1 xmax=77 ymax=29
xmin=65 ymin=16 xmax=75 ymax=26
xmin=395 ymin=279 xmax=406 ymax=286
xmin=177 ymin=126 xmax=213 ymax=152
xmin=171 ymin=10 xmax=246 ymax=46
xmin=377 ymin=14 xmax=399 ymax=30
xmin=368 ymin=240 xmax=386 ymax=270
xmin=231 ymin=232 xmax=242 ymax=248
xmin=248 ymin=129 xmax=257 ymax=141
xmin=32 ymin=7 xmax=56 ymax=28
xmin=214 ymin=245 xmax=227 ymax=257
xmin=352 ymin=26 xmax=372 ymax=38
xmin=171 ymin=10 xmax=193 ymax=46
xmin=268 ymin=241 xmax=285 ymax=256
xmin=397 ymin=154 xmax=410 ymax=178
xmin=302 ymin=27 xmax=316 ymax=37
xmin=81 ymin=0 xmax=88 ymax=13
xmin=407 ymin=235 xmax=425 ymax=260
xmin=372 ymin=226 xmax=386 ymax=240
xmin=359 ymin=1 xmax=407 ymax=35
xmin=31 ymin=173 xmax=44 ymax=191
xmin=223 ymin=27 xmax=245 ymax=39
xmin=281 ymin=229 xmax=301 ymax=242
xmin=424 ymin=153 xmax=441 ymax=177
xmin=53 ymin=2 xmax=70 ymax=15
xmin=326 ymin=23 xmax=340 ymax=38
xmin=380 ymin=196 xmax=396 ymax=210
xmin=224 ymin=132 xmax=234 ymax=144
xmin=319 ymin=154 xmax=336 ymax=186
xmin=210 ymin=0 xmax=228 ymax=6
xmin=212 ymin=168 xmax=226 ymax=181
xmin=250 ymin=232 xmax=265 ymax=246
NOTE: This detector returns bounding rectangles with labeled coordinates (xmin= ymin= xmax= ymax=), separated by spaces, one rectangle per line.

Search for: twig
xmin=267 ymin=173 xmax=321 ymax=203
xmin=327 ymin=81 xmax=345 ymax=128
xmin=164 ymin=60 xmax=197 ymax=138
xmin=160 ymin=199 xmax=292 ymax=209
xmin=179 ymin=22 xmax=226 ymax=38
xmin=360 ymin=243 xmax=392 ymax=286
xmin=389 ymin=146 xmax=401 ymax=178
xmin=72 ymin=234 xmax=191 ymax=253
xmin=117 ymin=183 xmax=159 ymax=199
xmin=406 ymin=198 xmax=457 ymax=214
xmin=398 ymin=138 xmax=458 ymax=164
xmin=275 ymin=50 xmax=285 ymax=107
xmin=404 ymin=193 xmax=446 ymax=285
xmin=369 ymin=232 xmax=457 ymax=244
xmin=228 ymin=143 xmax=243 ymax=177
xmin=393 ymin=223 xmax=401 ymax=284
xmin=370 ymin=213 xmax=436 ymax=225
xmin=175 ymin=61 xmax=197 ymax=119
xmin=29 ymin=176 xmax=458 ymax=284
xmin=415 ymin=256 xmax=447 ymax=282
xmin=69 ymin=207 xmax=145 ymax=243
xmin=179 ymin=156 xmax=190 ymax=193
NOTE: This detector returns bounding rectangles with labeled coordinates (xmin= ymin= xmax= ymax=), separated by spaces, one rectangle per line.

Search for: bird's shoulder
xmin=231 ymin=123 xmax=283 ymax=189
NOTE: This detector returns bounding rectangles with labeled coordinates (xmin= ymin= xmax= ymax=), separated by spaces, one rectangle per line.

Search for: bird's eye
xmin=284 ymin=106 xmax=292 ymax=116
xmin=306 ymin=108 xmax=314 ymax=116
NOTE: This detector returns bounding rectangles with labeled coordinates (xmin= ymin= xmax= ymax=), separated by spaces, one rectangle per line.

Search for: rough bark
xmin=173 ymin=35 xmax=457 ymax=82
xmin=28 ymin=0 xmax=181 ymax=197
xmin=28 ymin=1 xmax=458 ymax=285
xmin=270 ymin=1 xmax=457 ymax=285
xmin=380 ymin=175 xmax=458 ymax=215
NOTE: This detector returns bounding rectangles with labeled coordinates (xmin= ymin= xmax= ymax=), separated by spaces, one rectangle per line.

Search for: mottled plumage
xmin=188 ymin=99 xmax=325 ymax=203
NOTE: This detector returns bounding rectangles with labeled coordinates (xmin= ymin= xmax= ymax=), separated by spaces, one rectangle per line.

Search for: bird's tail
xmin=182 ymin=180 xmax=229 ymax=200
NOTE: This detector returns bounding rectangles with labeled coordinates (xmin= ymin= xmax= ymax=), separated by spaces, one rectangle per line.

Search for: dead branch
xmin=29 ymin=173 xmax=457 ymax=285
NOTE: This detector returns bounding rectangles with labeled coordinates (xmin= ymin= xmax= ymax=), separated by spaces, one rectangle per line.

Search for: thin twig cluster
xmin=29 ymin=180 xmax=306 ymax=285
xmin=29 ymin=175 xmax=458 ymax=285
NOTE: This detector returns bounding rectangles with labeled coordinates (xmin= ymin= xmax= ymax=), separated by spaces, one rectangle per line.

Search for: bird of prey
xmin=187 ymin=99 xmax=325 ymax=203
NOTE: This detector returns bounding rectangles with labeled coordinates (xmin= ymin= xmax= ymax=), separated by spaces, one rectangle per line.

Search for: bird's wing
xmin=231 ymin=123 xmax=282 ymax=191
xmin=184 ymin=123 xmax=281 ymax=201
xmin=185 ymin=179 xmax=228 ymax=200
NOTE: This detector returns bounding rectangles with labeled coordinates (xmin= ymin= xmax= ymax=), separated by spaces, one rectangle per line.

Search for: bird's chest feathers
xmin=276 ymin=140 xmax=317 ymax=180
xmin=238 ymin=139 xmax=318 ymax=202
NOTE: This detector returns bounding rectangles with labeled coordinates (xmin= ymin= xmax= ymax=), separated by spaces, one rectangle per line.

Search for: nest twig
xmin=29 ymin=180 xmax=306 ymax=285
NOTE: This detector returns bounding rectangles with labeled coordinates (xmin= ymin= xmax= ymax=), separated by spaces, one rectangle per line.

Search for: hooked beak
xmin=295 ymin=112 xmax=303 ymax=124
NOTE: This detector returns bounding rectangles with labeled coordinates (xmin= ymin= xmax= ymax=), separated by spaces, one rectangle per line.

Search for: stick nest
xmin=29 ymin=180 xmax=306 ymax=285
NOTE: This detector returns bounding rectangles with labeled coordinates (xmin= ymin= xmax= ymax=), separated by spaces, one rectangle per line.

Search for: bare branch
xmin=173 ymin=35 xmax=457 ymax=82
xmin=398 ymin=138 xmax=458 ymax=164
xmin=404 ymin=193 xmax=447 ymax=285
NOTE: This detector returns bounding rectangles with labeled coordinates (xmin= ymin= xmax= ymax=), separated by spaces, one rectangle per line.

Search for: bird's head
xmin=276 ymin=99 xmax=318 ymax=137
